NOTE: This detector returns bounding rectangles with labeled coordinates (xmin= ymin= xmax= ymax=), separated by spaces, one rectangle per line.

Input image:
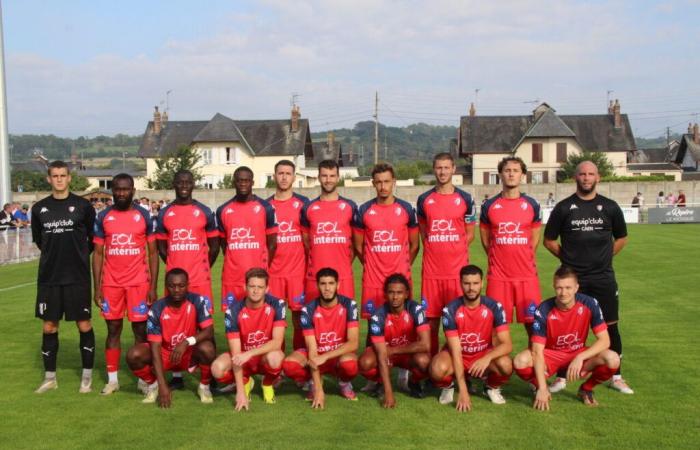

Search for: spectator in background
xmin=150 ymin=201 xmax=160 ymax=219
xmin=1 ymin=203 xmax=17 ymax=230
xmin=140 ymin=197 xmax=150 ymax=209
xmin=631 ymin=193 xmax=642 ymax=208
xmin=676 ymin=190 xmax=686 ymax=208
xmin=13 ymin=204 xmax=30 ymax=227
xmin=105 ymin=199 xmax=113 ymax=208
xmin=666 ymin=192 xmax=676 ymax=206
xmin=656 ymin=191 xmax=664 ymax=207
xmin=482 ymin=194 xmax=489 ymax=206
xmin=546 ymin=193 xmax=556 ymax=207
xmin=95 ymin=201 xmax=106 ymax=213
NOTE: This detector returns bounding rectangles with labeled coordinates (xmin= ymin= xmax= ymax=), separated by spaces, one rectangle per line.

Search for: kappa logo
xmin=241 ymin=312 xmax=249 ymax=319
xmin=107 ymin=216 xmax=116 ymax=221
xmin=314 ymin=312 xmax=323 ymax=319
xmin=226 ymin=208 xmax=234 ymax=214
xmin=385 ymin=318 xmax=392 ymax=327
xmin=494 ymin=204 xmax=503 ymax=209
xmin=163 ymin=314 xmax=170 ymax=320
xmin=40 ymin=207 xmax=49 ymax=213
xmin=427 ymin=198 xmax=435 ymax=205
xmin=311 ymin=205 xmax=321 ymax=211
xmin=368 ymin=209 xmax=377 ymax=215
xmin=569 ymin=204 xmax=578 ymax=210
xmin=168 ymin=211 xmax=176 ymax=217
xmin=550 ymin=314 xmax=558 ymax=320
xmin=457 ymin=311 xmax=464 ymax=319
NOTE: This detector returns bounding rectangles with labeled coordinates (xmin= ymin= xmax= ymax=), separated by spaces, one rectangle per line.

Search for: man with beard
xmin=282 ymin=268 xmax=360 ymax=408
xmin=155 ymin=170 xmax=219 ymax=389
xmin=544 ymin=161 xmax=631 ymax=394
xmin=92 ymin=173 xmax=159 ymax=395
xmin=216 ymin=166 xmax=277 ymax=311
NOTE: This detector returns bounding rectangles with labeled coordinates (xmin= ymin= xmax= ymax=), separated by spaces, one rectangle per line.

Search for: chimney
xmin=694 ymin=123 xmax=700 ymax=144
xmin=613 ymin=99 xmax=621 ymax=129
xmin=290 ymin=105 xmax=300 ymax=133
xmin=153 ymin=106 xmax=162 ymax=135
xmin=469 ymin=102 xmax=476 ymax=117
xmin=607 ymin=100 xmax=614 ymax=115
xmin=161 ymin=110 xmax=168 ymax=129
xmin=327 ymin=131 xmax=335 ymax=148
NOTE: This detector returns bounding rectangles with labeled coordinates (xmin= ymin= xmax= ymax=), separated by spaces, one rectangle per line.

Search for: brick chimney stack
xmin=291 ymin=105 xmax=300 ymax=133
xmin=153 ymin=106 xmax=162 ymax=135
xmin=469 ymin=102 xmax=476 ymax=117
xmin=608 ymin=100 xmax=614 ymax=115
xmin=694 ymin=123 xmax=700 ymax=144
xmin=161 ymin=110 xmax=168 ymax=129
xmin=613 ymin=99 xmax=621 ymax=129
xmin=327 ymin=131 xmax=335 ymax=148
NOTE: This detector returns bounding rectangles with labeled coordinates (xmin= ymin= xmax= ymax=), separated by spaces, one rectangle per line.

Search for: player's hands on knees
xmin=93 ymin=292 xmax=103 ymax=310
xmin=311 ymin=389 xmax=325 ymax=410
xmin=232 ymin=352 xmax=252 ymax=367
xmin=235 ymin=391 xmax=249 ymax=412
xmin=158 ymin=386 xmax=172 ymax=409
xmin=468 ymin=357 xmax=491 ymax=379
xmin=456 ymin=391 xmax=472 ymax=412
xmin=309 ymin=355 xmax=326 ymax=370
xmin=171 ymin=341 xmax=188 ymax=365
xmin=146 ymin=289 xmax=157 ymax=306
xmin=533 ymin=388 xmax=551 ymax=411
xmin=566 ymin=356 xmax=585 ymax=382
xmin=382 ymin=392 xmax=396 ymax=409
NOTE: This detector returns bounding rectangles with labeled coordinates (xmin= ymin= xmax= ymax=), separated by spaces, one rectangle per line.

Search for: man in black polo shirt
xmin=31 ymin=160 xmax=96 ymax=394
xmin=543 ymin=161 xmax=632 ymax=395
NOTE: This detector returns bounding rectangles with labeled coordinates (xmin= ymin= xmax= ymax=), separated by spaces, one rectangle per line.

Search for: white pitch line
xmin=0 ymin=281 xmax=36 ymax=292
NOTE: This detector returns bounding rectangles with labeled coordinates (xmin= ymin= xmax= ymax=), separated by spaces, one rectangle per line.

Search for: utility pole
xmin=0 ymin=2 xmax=10 ymax=205
xmin=666 ymin=126 xmax=670 ymax=148
xmin=607 ymin=90 xmax=614 ymax=107
xmin=373 ymin=91 xmax=379 ymax=164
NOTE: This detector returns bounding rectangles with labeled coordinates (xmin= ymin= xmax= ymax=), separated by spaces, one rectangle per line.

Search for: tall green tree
xmin=560 ymin=151 xmax=615 ymax=179
xmin=147 ymin=145 xmax=203 ymax=190
xmin=69 ymin=172 xmax=91 ymax=191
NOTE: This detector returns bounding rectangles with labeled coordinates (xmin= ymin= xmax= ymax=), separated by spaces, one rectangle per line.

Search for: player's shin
xmin=79 ymin=329 xmax=96 ymax=369
xmin=199 ymin=364 xmax=212 ymax=386
xmin=42 ymin=332 xmax=59 ymax=374
xmin=581 ymin=365 xmax=616 ymax=391
xmin=262 ymin=362 xmax=282 ymax=386
xmin=132 ymin=365 xmax=157 ymax=384
xmin=514 ymin=366 xmax=537 ymax=387
xmin=486 ymin=372 xmax=510 ymax=389
xmin=282 ymin=360 xmax=308 ymax=384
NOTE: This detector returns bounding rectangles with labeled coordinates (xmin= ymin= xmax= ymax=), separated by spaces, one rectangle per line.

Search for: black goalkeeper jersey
xmin=31 ymin=193 xmax=95 ymax=285
xmin=544 ymin=193 xmax=627 ymax=279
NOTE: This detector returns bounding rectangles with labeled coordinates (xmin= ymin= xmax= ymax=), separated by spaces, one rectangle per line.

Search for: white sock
xmin=45 ymin=371 xmax=56 ymax=380
xmin=612 ymin=374 xmax=622 ymax=381
xmin=199 ymin=383 xmax=209 ymax=390
xmin=107 ymin=371 xmax=118 ymax=384
xmin=172 ymin=372 xmax=182 ymax=378
xmin=82 ymin=369 xmax=93 ymax=379
xmin=149 ymin=381 xmax=158 ymax=389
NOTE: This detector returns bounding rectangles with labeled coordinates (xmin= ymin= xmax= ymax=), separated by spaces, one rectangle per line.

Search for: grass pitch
xmin=0 ymin=224 xmax=698 ymax=449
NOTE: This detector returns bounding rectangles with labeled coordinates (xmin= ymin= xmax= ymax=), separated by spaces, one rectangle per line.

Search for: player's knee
xmin=196 ymin=341 xmax=216 ymax=364
xmin=413 ymin=353 xmax=431 ymax=371
xmin=42 ymin=321 xmax=59 ymax=334
xmin=210 ymin=355 xmax=230 ymax=378
xmin=429 ymin=354 xmax=449 ymax=378
xmin=358 ymin=352 xmax=376 ymax=372
xmin=282 ymin=359 xmax=305 ymax=380
xmin=126 ymin=343 xmax=149 ymax=368
xmin=76 ymin=320 xmax=92 ymax=333
xmin=513 ymin=350 xmax=532 ymax=370
xmin=494 ymin=355 xmax=513 ymax=375
xmin=264 ymin=350 xmax=285 ymax=369
xmin=603 ymin=350 xmax=620 ymax=369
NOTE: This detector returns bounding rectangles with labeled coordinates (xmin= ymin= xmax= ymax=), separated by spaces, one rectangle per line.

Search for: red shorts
xmin=388 ymin=353 xmax=412 ymax=370
xmin=543 ymin=347 xmax=588 ymax=377
xmin=441 ymin=347 xmax=491 ymax=371
xmin=361 ymin=285 xmax=385 ymax=319
xmin=223 ymin=352 xmax=276 ymax=380
xmin=164 ymin=282 xmax=213 ymax=313
xmin=421 ymin=278 xmax=462 ymax=318
xmin=101 ymin=284 xmax=150 ymax=322
xmin=486 ymin=277 xmax=541 ymax=323
xmin=304 ymin=277 xmax=355 ymax=303
xmin=221 ymin=282 xmax=246 ymax=312
xmin=269 ymin=275 xmax=306 ymax=311
xmin=160 ymin=347 xmax=194 ymax=372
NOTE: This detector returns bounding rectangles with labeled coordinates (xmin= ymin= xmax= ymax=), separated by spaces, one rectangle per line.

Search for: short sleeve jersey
xmin=355 ymin=198 xmax=418 ymax=287
xmin=93 ymin=206 xmax=155 ymax=286
xmin=368 ymin=300 xmax=429 ymax=346
xmin=224 ymin=295 xmax=287 ymax=351
xmin=146 ymin=293 xmax=214 ymax=352
xmin=441 ymin=296 xmax=508 ymax=356
xmin=31 ymin=193 xmax=95 ymax=285
xmin=300 ymin=197 xmax=359 ymax=280
xmin=416 ymin=188 xmax=476 ymax=279
xmin=155 ymin=201 xmax=218 ymax=286
xmin=216 ymin=196 xmax=278 ymax=283
xmin=267 ymin=193 xmax=309 ymax=278
xmin=299 ymin=295 xmax=359 ymax=354
xmin=531 ymin=293 xmax=607 ymax=353
xmin=480 ymin=193 xmax=541 ymax=280
xmin=544 ymin=194 xmax=627 ymax=278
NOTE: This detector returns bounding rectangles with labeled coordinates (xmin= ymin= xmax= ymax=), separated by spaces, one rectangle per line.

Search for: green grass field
xmin=1 ymin=225 xmax=698 ymax=449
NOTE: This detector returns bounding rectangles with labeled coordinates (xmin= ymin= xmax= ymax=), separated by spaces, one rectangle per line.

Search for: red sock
xmin=360 ymin=366 xmax=380 ymax=382
xmin=431 ymin=374 xmax=453 ymax=388
xmin=105 ymin=348 xmax=121 ymax=373
xmin=337 ymin=359 xmax=358 ymax=382
xmin=292 ymin=326 xmax=306 ymax=351
xmin=581 ymin=364 xmax=616 ymax=391
xmin=514 ymin=366 xmax=537 ymax=387
xmin=215 ymin=370 xmax=234 ymax=385
xmin=486 ymin=371 xmax=511 ymax=389
xmin=409 ymin=366 xmax=428 ymax=382
xmin=282 ymin=360 xmax=309 ymax=383
xmin=199 ymin=364 xmax=211 ymax=386
xmin=132 ymin=365 xmax=156 ymax=384
xmin=262 ymin=362 xmax=282 ymax=386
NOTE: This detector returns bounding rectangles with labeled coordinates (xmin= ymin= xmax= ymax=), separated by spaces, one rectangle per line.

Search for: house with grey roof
xmin=457 ymin=101 xmax=637 ymax=184
xmin=674 ymin=123 xmax=700 ymax=180
xmin=628 ymin=141 xmax=682 ymax=180
xmin=138 ymin=106 xmax=314 ymax=188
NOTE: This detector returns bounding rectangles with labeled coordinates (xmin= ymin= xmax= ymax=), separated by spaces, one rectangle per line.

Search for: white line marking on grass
xmin=0 ymin=281 xmax=36 ymax=292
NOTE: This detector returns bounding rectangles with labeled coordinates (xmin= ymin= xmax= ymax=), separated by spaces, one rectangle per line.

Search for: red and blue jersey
xmin=300 ymin=295 xmax=359 ymax=354
xmin=480 ymin=193 xmax=541 ymax=280
xmin=93 ymin=205 xmax=154 ymax=286
xmin=146 ymin=293 xmax=213 ymax=352
xmin=531 ymin=293 xmax=607 ymax=353
xmin=155 ymin=201 xmax=218 ymax=286
xmin=268 ymin=193 xmax=309 ymax=279
xmin=224 ymin=295 xmax=287 ymax=351
xmin=442 ymin=296 xmax=508 ymax=356
xmin=368 ymin=300 xmax=429 ymax=346
xmin=216 ymin=196 xmax=278 ymax=284
xmin=355 ymin=198 xmax=418 ymax=287
xmin=416 ymin=188 xmax=476 ymax=279
xmin=300 ymin=196 xmax=359 ymax=281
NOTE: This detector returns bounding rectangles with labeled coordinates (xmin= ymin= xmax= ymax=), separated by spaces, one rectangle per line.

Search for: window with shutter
xmin=532 ymin=143 xmax=543 ymax=163
xmin=556 ymin=143 xmax=567 ymax=162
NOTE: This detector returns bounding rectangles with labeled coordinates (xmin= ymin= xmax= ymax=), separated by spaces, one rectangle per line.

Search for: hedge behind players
xmin=31 ymin=160 xmax=97 ymax=394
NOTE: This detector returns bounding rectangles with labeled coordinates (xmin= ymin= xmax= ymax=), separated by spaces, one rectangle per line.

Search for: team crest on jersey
xmin=134 ymin=213 xmax=141 ymax=221
xmin=403 ymin=313 xmax=410 ymax=323
xmin=454 ymin=198 xmax=461 ymax=205
xmin=596 ymin=205 xmax=603 ymax=211
xmin=193 ymin=209 xmax=200 ymax=217
xmin=395 ymin=207 xmax=402 ymax=216
xmin=293 ymin=201 xmax=300 ymax=209
xmin=254 ymin=205 xmax=261 ymax=214
xmin=69 ymin=206 xmax=75 ymax=212
xmin=521 ymin=202 xmax=528 ymax=210
xmin=264 ymin=306 xmax=271 ymax=315
xmin=481 ymin=309 xmax=488 ymax=318
xmin=577 ymin=306 xmax=584 ymax=315
xmin=339 ymin=203 xmax=346 ymax=210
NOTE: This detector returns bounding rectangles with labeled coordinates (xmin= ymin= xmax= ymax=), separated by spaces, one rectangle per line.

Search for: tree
xmin=560 ymin=151 xmax=615 ymax=179
xmin=11 ymin=170 xmax=50 ymax=191
xmin=69 ymin=172 xmax=91 ymax=191
xmin=217 ymin=174 xmax=234 ymax=189
xmin=147 ymin=145 xmax=203 ymax=190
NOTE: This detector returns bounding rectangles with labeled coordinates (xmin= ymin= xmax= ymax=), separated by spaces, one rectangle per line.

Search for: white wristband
xmin=186 ymin=336 xmax=197 ymax=346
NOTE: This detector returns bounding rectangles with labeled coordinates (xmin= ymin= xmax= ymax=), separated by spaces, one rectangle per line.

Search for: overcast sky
xmin=4 ymin=0 xmax=699 ymax=139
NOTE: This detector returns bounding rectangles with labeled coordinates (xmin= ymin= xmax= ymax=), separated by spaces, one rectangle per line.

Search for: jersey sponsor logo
xmin=313 ymin=221 xmax=347 ymax=244
xmin=494 ymin=222 xmax=529 ymax=245
xmin=42 ymin=219 xmax=75 ymax=233
xmin=555 ymin=332 xmax=583 ymax=350
xmin=459 ymin=332 xmax=489 ymax=353
xmin=370 ymin=230 xmax=401 ymax=253
xmin=170 ymin=332 xmax=187 ymax=347
xmin=227 ymin=227 xmax=260 ymax=250
xmin=245 ymin=330 xmax=269 ymax=349
xmin=278 ymin=220 xmax=302 ymax=244
xmin=389 ymin=335 xmax=409 ymax=347
xmin=170 ymin=228 xmax=200 ymax=252
xmin=318 ymin=331 xmax=342 ymax=352
xmin=570 ymin=217 xmax=604 ymax=231
xmin=108 ymin=233 xmax=142 ymax=255
xmin=428 ymin=219 xmax=459 ymax=243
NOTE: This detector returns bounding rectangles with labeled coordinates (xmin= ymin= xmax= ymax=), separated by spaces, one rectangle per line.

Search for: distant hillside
xmin=9 ymin=134 xmax=141 ymax=162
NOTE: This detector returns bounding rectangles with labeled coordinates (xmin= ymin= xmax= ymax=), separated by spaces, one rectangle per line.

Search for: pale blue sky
xmin=4 ymin=0 xmax=699 ymax=138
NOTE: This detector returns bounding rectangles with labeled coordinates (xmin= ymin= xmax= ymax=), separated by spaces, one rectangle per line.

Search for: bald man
xmin=543 ymin=161 xmax=632 ymax=394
